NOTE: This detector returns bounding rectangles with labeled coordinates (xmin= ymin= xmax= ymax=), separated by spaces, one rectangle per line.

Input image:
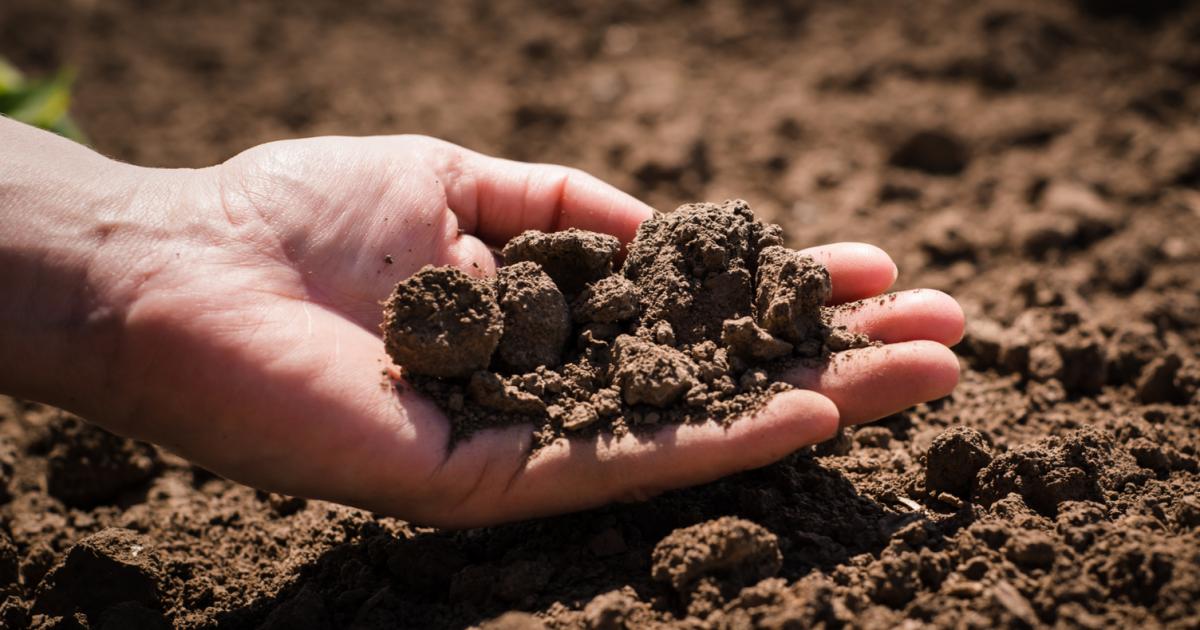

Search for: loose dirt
xmin=1 ymin=1 xmax=1199 ymax=628
xmin=384 ymin=200 xmax=867 ymax=446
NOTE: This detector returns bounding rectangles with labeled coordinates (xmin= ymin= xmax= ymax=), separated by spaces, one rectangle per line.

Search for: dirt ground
xmin=2 ymin=0 xmax=1199 ymax=628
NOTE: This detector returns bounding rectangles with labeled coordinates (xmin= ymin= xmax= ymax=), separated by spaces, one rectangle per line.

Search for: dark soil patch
xmin=1 ymin=1 xmax=1199 ymax=629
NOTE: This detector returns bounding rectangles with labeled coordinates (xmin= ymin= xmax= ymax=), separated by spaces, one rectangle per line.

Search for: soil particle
xmin=923 ymin=427 xmax=993 ymax=498
xmin=493 ymin=262 xmax=570 ymax=372
xmin=382 ymin=266 xmax=503 ymax=378
xmin=502 ymin=229 xmax=620 ymax=295
xmin=44 ymin=417 xmax=160 ymax=508
xmin=650 ymin=516 xmax=782 ymax=595
xmin=753 ymin=246 xmax=831 ymax=344
xmin=32 ymin=528 xmax=162 ymax=620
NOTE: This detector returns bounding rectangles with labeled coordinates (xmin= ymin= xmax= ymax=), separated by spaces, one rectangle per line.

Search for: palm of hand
xmin=114 ymin=135 xmax=963 ymax=527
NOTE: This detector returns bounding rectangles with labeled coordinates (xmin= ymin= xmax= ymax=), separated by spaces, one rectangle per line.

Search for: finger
xmin=424 ymin=138 xmax=654 ymax=246
xmin=784 ymin=340 xmax=960 ymax=427
xmin=798 ymin=242 xmax=898 ymax=304
xmin=830 ymin=289 xmax=965 ymax=346
xmin=437 ymin=232 xmax=498 ymax=279
xmin=423 ymin=389 xmax=839 ymax=528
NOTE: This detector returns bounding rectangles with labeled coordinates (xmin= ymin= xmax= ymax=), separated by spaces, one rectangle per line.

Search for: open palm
xmin=109 ymin=135 xmax=963 ymax=528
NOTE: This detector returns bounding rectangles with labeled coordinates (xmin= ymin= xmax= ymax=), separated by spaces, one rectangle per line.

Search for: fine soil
xmin=2 ymin=1 xmax=1200 ymax=628
xmin=385 ymin=200 xmax=867 ymax=446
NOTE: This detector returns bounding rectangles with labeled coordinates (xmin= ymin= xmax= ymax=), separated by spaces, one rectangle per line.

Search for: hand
xmin=1 ymin=126 xmax=963 ymax=527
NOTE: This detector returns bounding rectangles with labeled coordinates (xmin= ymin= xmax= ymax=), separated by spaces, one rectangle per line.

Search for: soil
xmin=385 ymin=200 xmax=866 ymax=445
xmin=2 ymin=0 xmax=1200 ymax=628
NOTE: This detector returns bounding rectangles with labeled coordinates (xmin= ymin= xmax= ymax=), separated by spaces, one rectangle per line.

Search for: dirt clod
xmin=974 ymin=428 xmax=1150 ymax=515
xmin=650 ymin=516 xmax=782 ymax=595
xmin=502 ymin=229 xmax=620 ymax=295
xmin=382 ymin=266 xmax=503 ymax=378
xmin=754 ymin=246 xmax=831 ymax=344
xmin=45 ymin=417 xmax=160 ymax=508
xmin=612 ymin=336 xmax=700 ymax=408
xmin=572 ymin=275 xmax=640 ymax=324
xmin=924 ymin=427 xmax=993 ymax=497
xmin=624 ymin=200 xmax=783 ymax=344
xmin=33 ymin=528 xmax=162 ymax=620
xmin=721 ymin=316 xmax=794 ymax=361
xmin=494 ymin=262 xmax=571 ymax=372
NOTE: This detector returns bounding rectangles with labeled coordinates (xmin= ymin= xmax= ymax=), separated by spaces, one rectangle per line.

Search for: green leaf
xmin=0 ymin=58 xmax=23 ymax=93
xmin=0 ymin=57 xmax=87 ymax=143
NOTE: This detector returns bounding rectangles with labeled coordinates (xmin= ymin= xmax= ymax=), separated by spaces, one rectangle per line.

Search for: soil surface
xmin=387 ymin=200 xmax=866 ymax=445
xmin=2 ymin=0 xmax=1200 ymax=628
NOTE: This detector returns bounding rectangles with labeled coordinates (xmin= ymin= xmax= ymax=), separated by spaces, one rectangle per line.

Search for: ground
xmin=0 ymin=0 xmax=1198 ymax=628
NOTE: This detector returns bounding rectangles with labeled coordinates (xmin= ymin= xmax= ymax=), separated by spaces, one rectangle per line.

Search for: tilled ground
xmin=1 ymin=0 xmax=1198 ymax=628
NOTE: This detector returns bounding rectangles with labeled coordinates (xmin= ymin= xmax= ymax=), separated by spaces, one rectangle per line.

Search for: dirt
xmin=385 ymin=200 xmax=865 ymax=445
xmin=2 ymin=0 xmax=1200 ymax=628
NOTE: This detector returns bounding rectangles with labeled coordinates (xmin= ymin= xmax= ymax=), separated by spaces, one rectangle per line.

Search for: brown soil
xmin=386 ymin=200 xmax=865 ymax=445
xmin=2 ymin=0 xmax=1200 ymax=628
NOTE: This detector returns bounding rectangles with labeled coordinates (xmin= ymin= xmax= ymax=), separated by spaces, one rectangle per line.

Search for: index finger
xmin=424 ymin=138 xmax=654 ymax=246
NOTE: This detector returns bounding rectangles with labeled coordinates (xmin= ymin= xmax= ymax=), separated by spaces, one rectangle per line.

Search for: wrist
xmin=0 ymin=120 xmax=190 ymax=419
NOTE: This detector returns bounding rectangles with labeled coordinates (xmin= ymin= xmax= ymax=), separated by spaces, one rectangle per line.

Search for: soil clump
xmin=383 ymin=200 xmax=870 ymax=445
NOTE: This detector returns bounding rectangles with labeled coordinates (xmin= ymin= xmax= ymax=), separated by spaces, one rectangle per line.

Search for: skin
xmin=0 ymin=117 xmax=964 ymax=528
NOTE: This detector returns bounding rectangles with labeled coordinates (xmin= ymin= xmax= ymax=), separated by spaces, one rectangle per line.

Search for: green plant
xmin=0 ymin=57 xmax=86 ymax=142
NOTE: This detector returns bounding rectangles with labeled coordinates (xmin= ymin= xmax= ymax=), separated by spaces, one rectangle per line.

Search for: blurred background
xmin=2 ymin=1 xmax=1199 ymax=628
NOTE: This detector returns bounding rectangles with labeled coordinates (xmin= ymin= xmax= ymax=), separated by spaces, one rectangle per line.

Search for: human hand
xmin=0 ymin=126 xmax=963 ymax=527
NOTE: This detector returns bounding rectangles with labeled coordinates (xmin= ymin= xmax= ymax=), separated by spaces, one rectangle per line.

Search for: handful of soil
xmin=382 ymin=200 xmax=869 ymax=446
